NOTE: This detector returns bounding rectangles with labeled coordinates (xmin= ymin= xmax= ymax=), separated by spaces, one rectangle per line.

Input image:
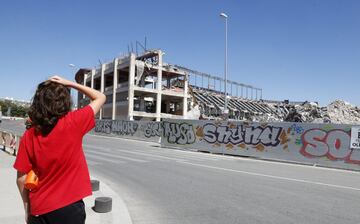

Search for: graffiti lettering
xmin=300 ymin=129 xmax=360 ymax=164
xmin=144 ymin=122 xmax=161 ymax=138
xmin=95 ymin=120 xmax=112 ymax=134
xmin=202 ymin=123 xmax=282 ymax=146
xmin=111 ymin=120 xmax=138 ymax=136
xmin=95 ymin=120 xmax=138 ymax=136
xmin=290 ymin=123 xmax=304 ymax=135
xmin=162 ymin=122 xmax=195 ymax=144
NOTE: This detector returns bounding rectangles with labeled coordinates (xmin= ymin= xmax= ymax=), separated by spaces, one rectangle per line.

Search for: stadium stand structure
xmin=190 ymin=86 xmax=278 ymax=120
xmin=75 ymin=48 xmax=309 ymax=122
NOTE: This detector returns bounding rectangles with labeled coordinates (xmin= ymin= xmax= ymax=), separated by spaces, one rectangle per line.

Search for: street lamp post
xmin=68 ymin=64 xmax=78 ymax=108
xmin=220 ymin=12 xmax=228 ymax=119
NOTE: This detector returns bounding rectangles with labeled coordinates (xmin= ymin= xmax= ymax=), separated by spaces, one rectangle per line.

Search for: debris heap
xmin=252 ymin=100 xmax=360 ymax=125
xmin=325 ymin=100 xmax=360 ymax=124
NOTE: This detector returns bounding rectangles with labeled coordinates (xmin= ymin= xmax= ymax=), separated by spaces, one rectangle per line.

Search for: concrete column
xmin=80 ymin=73 xmax=88 ymax=108
xmin=99 ymin=64 xmax=105 ymax=120
xmin=139 ymin=98 xmax=145 ymax=111
xmin=112 ymin=58 xmax=118 ymax=120
xmin=83 ymin=74 xmax=88 ymax=100
xmin=91 ymin=69 xmax=95 ymax=89
xmin=140 ymin=77 xmax=145 ymax=88
xmin=77 ymin=93 xmax=82 ymax=109
xmin=155 ymin=50 xmax=163 ymax=121
xmin=165 ymin=100 xmax=171 ymax=113
xmin=128 ymin=54 xmax=136 ymax=120
xmin=182 ymin=74 xmax=188 ymax=118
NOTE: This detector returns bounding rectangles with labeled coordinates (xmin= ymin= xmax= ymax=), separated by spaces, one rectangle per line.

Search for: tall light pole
xmin=68 ymin=64 xmax=78 ymax=108
xmin=220 ymin=12 xmax=228 ymax=119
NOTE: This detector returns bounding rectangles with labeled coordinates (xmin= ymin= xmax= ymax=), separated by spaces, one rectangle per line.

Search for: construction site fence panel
xmin=0 ymin=130 xmax=20 ymax=156
xmin=94 ymin=119 xmax=161 ymax=143
xmin=160 ymin=119 xmax=360 ymax=171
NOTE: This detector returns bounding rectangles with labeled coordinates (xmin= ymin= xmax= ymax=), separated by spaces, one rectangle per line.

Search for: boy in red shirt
xmin=14 ymin=76 xmax=106 ymax=224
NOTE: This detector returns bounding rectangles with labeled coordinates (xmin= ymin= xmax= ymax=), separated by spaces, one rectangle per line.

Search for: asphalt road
xmin=2 ymin=119 xmax=360 ymax=224
xmin=83 ymin=135 xmax=360 ymax=224
xmin=0 ymin=119 xmax=26 ymax=136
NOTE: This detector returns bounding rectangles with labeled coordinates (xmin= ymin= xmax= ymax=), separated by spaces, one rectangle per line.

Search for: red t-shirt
xmin=14 ymin=105 xmax=95 ymax=215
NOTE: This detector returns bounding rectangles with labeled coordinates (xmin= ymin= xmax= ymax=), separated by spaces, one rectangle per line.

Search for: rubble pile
xmin=251 ymin=112 xmax=282 ymax=123
xmin=251 ymin=100 xmax=360 ymax=125
xmin=325 ymin=100 xmax=360 ymax=124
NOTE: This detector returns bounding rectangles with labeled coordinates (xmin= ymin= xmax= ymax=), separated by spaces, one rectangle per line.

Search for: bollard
xmin=94 ymin=197 xmax=112 ymax=213
xmin=91 ymin=180 xmax=100 ymax=191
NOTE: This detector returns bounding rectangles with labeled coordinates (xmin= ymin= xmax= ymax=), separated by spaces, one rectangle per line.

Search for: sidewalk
xmin=0 ymin=149 xmax=132 ymax=224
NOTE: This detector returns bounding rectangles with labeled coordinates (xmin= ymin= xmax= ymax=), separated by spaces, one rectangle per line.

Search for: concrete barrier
xmin=94 ymin=119 xmax=161 ymax=143
xmin=160 ymin=119 xmax=360 ymax=171
xmin=0 ymin=131 xmax=19 ymax=156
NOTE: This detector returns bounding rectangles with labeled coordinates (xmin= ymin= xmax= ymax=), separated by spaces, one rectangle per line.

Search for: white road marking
xmin=131 ymin=148 xmax=219 ymax=162
xmin=84 ymin=144 xmax=186 ymax=162
xmin=85 ymin=136 xmax=360 ymax=173
xmin=85 ymin=154 xmax=126 ymax=164
xmin=90 ymin=147 xmax=165 ymax=161
xmin=178 ymin=161 xmax=360 ymax=192
xmin=86 ymin=134 xmax=229 ymax=161
xmin=170 ymin=149 xmax=235 ymax=161
xmin=222 ymin=155 xmax=360 ymax=174
xmin=142 ymin=148 xmax=222 ymax=161
xmin=84 ymin=143 xmax=221 ymax=162
xmin=87 ymin=133 xmax=156 ymax=145
xmin=86 ymin=148 xmax=148 ymax=163
xmin=110 ymin=149 xmax=187 ymax=162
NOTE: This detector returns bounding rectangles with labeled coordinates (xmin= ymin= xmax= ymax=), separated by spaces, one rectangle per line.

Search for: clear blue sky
xmin=1 ymin=0 xmax=359 ymax=106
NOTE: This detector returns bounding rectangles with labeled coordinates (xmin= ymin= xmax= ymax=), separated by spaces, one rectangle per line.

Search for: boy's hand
xmin=49 ymin=75 xmax=74 ymax=87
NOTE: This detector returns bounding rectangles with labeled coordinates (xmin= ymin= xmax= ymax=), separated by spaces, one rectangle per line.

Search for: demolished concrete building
xmin=75 ymin=50 xmax=190 ymax=121
xmin=75 ymin=49 xmax=360 ymax=124
xmin=75 ymin=49 xmax=267 ymax=121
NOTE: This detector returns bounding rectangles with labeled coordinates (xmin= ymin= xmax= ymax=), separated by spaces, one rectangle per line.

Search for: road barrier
xmin=0 ymin=130 xmax=19 ymax=156
xmin=94 ymin=119 xmax=161 ymax=143
xmin=160 ymin=119 xmax=360 ymax=171
xmin=91 ymin=119 xmax=360 ymax=171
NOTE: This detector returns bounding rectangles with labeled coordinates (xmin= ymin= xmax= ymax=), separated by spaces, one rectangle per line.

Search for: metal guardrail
xmin=0 ymin=130 xmax=19 ymax=156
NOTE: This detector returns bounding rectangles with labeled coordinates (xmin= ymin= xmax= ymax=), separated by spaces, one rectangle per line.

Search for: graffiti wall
xmin=94 ymin=120 xmax=161 ymax=143
xmin=161 ymin=119 xmax=360 ymax=171
xmin=92 ymin=119 xmax=360 ymax=170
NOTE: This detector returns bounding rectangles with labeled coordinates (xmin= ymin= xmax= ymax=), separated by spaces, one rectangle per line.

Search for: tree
xmin=0 ymin=100 xmax=29 ymax=117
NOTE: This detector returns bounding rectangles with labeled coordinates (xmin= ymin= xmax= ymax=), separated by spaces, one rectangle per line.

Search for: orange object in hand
xmin=25 ymin=170 xmax=39 ymax=190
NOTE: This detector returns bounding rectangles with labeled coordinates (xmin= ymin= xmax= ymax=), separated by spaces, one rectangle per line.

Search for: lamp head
xmin=220 ymin=12 xmax=228 ymax=18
